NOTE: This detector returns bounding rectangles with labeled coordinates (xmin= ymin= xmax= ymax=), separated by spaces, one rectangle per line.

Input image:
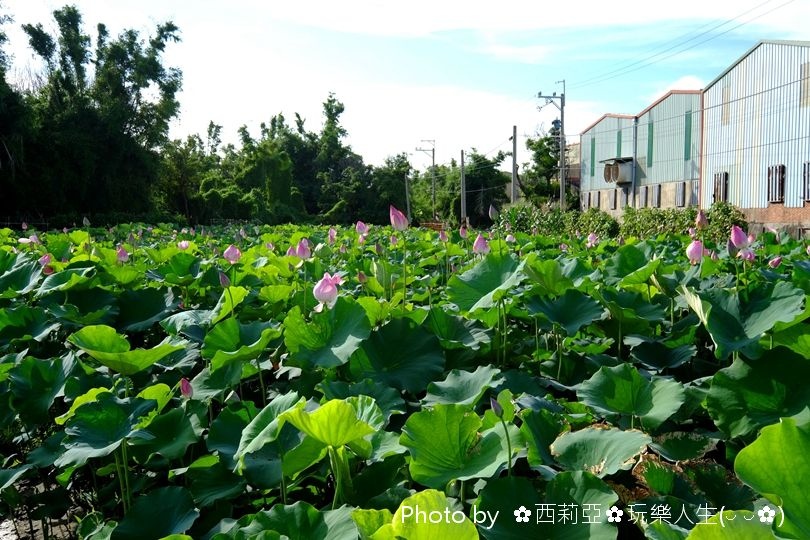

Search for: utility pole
xmin=460 ymin=150 xmax=467 ymax=226
xmin=537 ymin=80 xmax=566 ymax=209
xmin=511 ymin=125 xmax=517 ymax=203
xmin=416 ymin=140 xmax=436 ymax=219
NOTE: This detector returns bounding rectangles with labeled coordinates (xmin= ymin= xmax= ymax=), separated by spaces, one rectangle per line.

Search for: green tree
xmin=363 ymin=153 xmax=412 ymax=223
xmin=0 ymin=5 xmax=30 ymax=218
xmin=13 ymin=5 xmax=181 ymax=217
xmin=521 ymin=120 xmax=561 ymax=206
xmin=459 ymin=150 xmax=510 ymax=227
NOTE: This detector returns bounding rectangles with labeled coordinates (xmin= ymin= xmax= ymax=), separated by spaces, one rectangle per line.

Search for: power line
xmin=568 ymin=0 xmax=795 ymax=90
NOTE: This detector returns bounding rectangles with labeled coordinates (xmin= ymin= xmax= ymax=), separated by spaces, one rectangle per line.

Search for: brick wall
xmin=743 ymin=204 xmax=810 ymax=236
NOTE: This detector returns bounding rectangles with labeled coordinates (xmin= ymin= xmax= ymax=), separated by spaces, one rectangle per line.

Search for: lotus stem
xmin=500 ymin=417 xmax=513 ymax=477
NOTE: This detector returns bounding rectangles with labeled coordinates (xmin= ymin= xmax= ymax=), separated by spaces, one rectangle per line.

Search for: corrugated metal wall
xmin=579 ymin=115 xmax=634 ymax=192
xmin=701 ymin=42 xmax=810 ymax=209
xmin=637 ymin=93 xmax=702 ymax=186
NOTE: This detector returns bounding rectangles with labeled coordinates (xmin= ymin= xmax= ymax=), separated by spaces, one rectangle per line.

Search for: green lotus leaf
xmin=56 ymin=394 xmax=157 ymax=468
xmin=526 ymin=289 xmax=606 ymax=336
xmin=349 ymin=317 xmax=445 ymax=394
xmin=681 ymin=281 xmax=805 ymax=359
xmin=9 ymin=354 xmax=73 ymax=425
xmin=372 ymin=489 xmax=478 ymax=540
xmin=423 ymin=307 xmax=492 ymax=351
xmin=735 ymin=415 xmax=810 ymax=539
xmin=352 ymin=508 xmax=394 ymax=539
xmin=683 ymin=510 xmax=778 ymax=539
xmin=400 ymin=404 xmax=510 ymax=489
xmin=0 ymin=252 xmax=42 ymax=297
xmin=0 ymin=305 xmax=60 ymax=346
xmin=650 ymin=432 xmax=718 ymax=462
xmin=55 ymin=387 xmax=111 ymax=426
xmin=578 ymin=363 xmax=685 ymax=430
xmin=234 ymin=392 xmax=305 ymax=467
xmin=524 ymin=257 xmax=573 ymax=297
xmin=185 ymin=454 xmax=247 ymax=507
xmin=423 ymin=365 xmax=504 ymax=407
xmin=706 ymin=347 xmax=810 ymax=438
xmin=201 ymin=318 xmax=280 ymax=372
xmin=210 ymin=286 xmax=250 ymax=324
xmin=446 ymin=253 xmax=527 ymax=314
xmin=520 ymin=408 xmax=566 ymax=467
xmin=318 ymin=379 xmax=406 ymax=421
xmin=225 ymin=501 xmax=355 ymax=540
xmin=551 ymin=427 xmax=651 ymax=478
xmin=36 ymin=266 xmax=95 ymax=297
xmin=116 ymin=288 xmax=178 ymax=332
xmin=281 ymin=399 xmax=375 ymax=448
xmin=284 ymin=296 xmax=372 ymax=368
xmin=129 ymin=407 xmax=202 ymax=462
xmin=111 ymin=486 xmax=199 ymax=540
xmin=68 ymin=325 xmax=186 ymax=375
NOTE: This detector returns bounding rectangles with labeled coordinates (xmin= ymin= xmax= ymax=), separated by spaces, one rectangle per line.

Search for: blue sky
xmin=2 ymin=0 xmax=808 ymax=170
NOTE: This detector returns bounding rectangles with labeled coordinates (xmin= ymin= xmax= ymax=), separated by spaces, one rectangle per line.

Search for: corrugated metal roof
xmin=636 ymin=89 xmax=702 ymax=118
xmin=705 ymin=40 xmax=810 ymax=91
xmin=579 ymin=113 xmax=635 ymax=136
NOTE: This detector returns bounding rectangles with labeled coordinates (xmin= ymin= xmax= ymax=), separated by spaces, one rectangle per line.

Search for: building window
xmin=804 ymin=162 xmax=810 ymax=201
xmin=610 ymin=189 xmax=618 ymax=210
xmin=640 ymin=186 xmax=648 ymax=207
xmin=802 ymin=63 xmax=810 ymax=108
xmin=647 ymin=121 xmax=654 ymax=167
xmin=593 ymin=191 xmax=601 ymax=209
xmin=683 ymin=111 xmax=693 ymax=161
xmin=652 ymin=184 xmax=661 ymax=208
xmin=713 ymin=172 xmax=728 ymax=203
xmin=767 ymin=164 xmax=786 ymax=203
xmin=621 ymin=187 xmax=628 ymax=208
xmin=584 ymin=191 xmax=590 ymax=209
xmin=675 ymin=181 xmax=687 ymax=207
xmin=590 ymin=138 xmax=596 ymax=177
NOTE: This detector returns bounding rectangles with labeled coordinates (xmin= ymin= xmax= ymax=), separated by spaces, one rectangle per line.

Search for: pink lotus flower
xmin=358 ymin=234 xmax=367 ymax=245
xmin=266 ymin=242 xmax=275 ymax=251
xmin=768 ymin=256 xmax=782 ymax=269
xmin=559 ymin=243 xmax=569 ymax=252
xmin=686 ymin=240 xmax=704 ymax=265
xmin=286 ymin=246 xmax=296 ymax=257
xmin=295 ymin=239 xmax=311 ymax=259
xmin=180 ymin=378 xmax=193 ymax=399
xmin=807 ymin=245 xmax=810 ymax=256
xmin=695 ymin=210 xmax=708 ymax=230
xmin=472 ymin=233 xmax=490 ymax=255
xmin=389 ymin=205 xmax=408 ymax=231
xmin=390 ymin=235 xmax=398 ymax=246
xmin=439 ymin=230 xmax=448 ymax=243
xmin=21 ymin=221 xmax=28 ymax=231
xmin=505 ymin=234 xmax=516 ymax=243
xmin=459 ymin=226 xmax=468 ymax=239
xmin=116 ymin=246 xmax=129 ymax=263
xmin=313 ymin=272 xmax=343 ymax=308
xmin=356 ymin=221 xmax=369 ymax=235
xmin=339 ymin=244 xmax=347 ymax=253
xmin=38 ymin=253 xmax=52 ymax=266
xmin=488 ymin=204 xmax=499 ymax=221
xmin=730 ymin=225 xmax=749 ymax=249
xmin=219 ymin=271 xmax=231 ymax=288
xmin=688 ymin=227 xmax=696 ymax=238
xmin=177 ymin=240 xmax=190 ymax=250
xmin=357 ymin=271 xmax=367 ymax=283
xmin=739 ymin=248 xmax=755 ymax=262
xmin=223 ymin=244 xmax=241 ymax=264
xmin=586 ymin=233 xmax=598 ymax=249
xmin=18 ymin=235 xmax=40 ymax=245
xmin=328 ymin=227 xmax=337 ymax=245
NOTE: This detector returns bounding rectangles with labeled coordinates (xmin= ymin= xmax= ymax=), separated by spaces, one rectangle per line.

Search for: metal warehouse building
xmin=579 ymin=40 xmax=810 ymax=232
xmin=700 ymin=40 xmax=810 ymax=232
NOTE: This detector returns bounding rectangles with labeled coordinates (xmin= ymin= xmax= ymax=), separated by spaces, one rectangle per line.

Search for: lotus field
xmin=1 ymin=211 xmax=809 ymax=540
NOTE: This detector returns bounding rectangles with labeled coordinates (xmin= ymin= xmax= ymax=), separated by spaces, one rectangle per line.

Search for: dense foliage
xmin=0 ymin=6 xmax=510 ymax=228
xmin=0 ymin=213 xmax=808 ymax=539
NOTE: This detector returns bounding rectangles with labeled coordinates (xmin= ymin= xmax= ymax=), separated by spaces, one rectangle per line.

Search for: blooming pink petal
xmin=177 ymin=240 xmax=190 ymax=250
xmin=768 ymin=256 xmax=782 ymax=269
xmin=439 ymin=230 xmax=448 ymax=243
xmin=356 ymin=221 xmax=369 ymax=235
xmin=296 ymin=239 xmax=311 ymax=259
xmin=686 ymin=240 xmax=704 ymax=265
xmin=389 ymin=205 xmax=408 ymax=231
xmin=116 ymin=246 xmax=129 ymax=262
xmin=223 ymin=244 xmax=242 ymax=264
xmin=472 ymin=233 xmax=490 ymax=255
xmin=313 ymin=272 xmax=340 ymax=307
xmin=180 ymin=378 xmax=193 ymax=399
xmin=730 ymin=225 xmax=748 ymax=249
xmin=695 ymin=210 xmax=708 ymax=230
xmin=328 ymin=227 xmax=337 ymax=244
